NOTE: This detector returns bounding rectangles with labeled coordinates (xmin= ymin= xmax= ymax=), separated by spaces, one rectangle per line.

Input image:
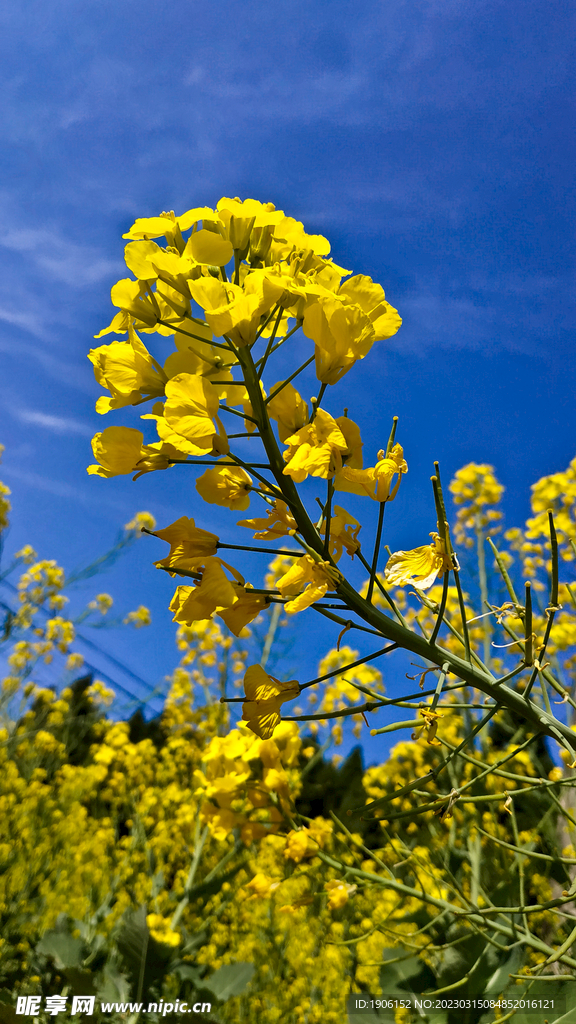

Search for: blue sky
xmin=1 ymin=0 xmax=574 ymax=758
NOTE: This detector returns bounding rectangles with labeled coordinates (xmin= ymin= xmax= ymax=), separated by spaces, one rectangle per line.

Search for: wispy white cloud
xmin=0 ymin=339 xmax=93 ymax=393
xmin=0 ymin=304 xmax=47 ymax=338
xmin=1 ymin=465 xmax=95 ymax=503
xmin=0 ymin=225 xmax=120 ymax=288
xmin=1 ymin=463 xmax=182 ymax=523
xmin=9 ymin=407 xmax=95 ymax=437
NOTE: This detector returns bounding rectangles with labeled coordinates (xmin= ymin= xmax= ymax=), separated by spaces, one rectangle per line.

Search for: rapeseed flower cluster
xmin=449 ymin=462 xmax=505 ymax=548
xmin=83 ymin=196 xmax=416 ymax=742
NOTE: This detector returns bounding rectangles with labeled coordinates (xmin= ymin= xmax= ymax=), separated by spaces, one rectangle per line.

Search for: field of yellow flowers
xmin=3 ymin=441 xmax=576 ymax=1023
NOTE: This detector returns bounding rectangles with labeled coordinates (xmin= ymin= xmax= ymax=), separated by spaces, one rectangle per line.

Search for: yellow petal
xmin=122 ymin=216 xmax=177 ymax=240
xmin=187 ymin=229 xmax=234 ymax=266
xmin=87 ymin=426 xmax=144 ymax=478
xmin=177 ymin=207 xmax=219 ymax=232
xmin=164 ymin=373 xmax=219 ymax=447
xmin=124 ymin=240 xmax=161 ymax=280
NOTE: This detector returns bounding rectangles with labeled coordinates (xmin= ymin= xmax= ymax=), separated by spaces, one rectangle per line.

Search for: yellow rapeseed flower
xmin=123 ymin=606 xmax=151 ymax=628
xmin=303 ymin=284 xmax=398 ymax=384
xmin=267 ymin=382 xmax=309 ymax=443
xmin=325 ymin=879 xmax=357 ymax=910
xmin=189 ymin=273 xmax=282 ymax=348
xmin=169 ymin=560 xmax=268 ymax=636
xmin=282 ymin=409 xmax=348 ymax=483
xmin=218 ymin=586 xmax=270 ymax=636
xmin=384 ymin=533 xmax=452 ymax=591
xmin=320 ymin=506 xmax=361 ymax=561
xmin=169 ymin=559 xmax=238 ymax=625
xmin=238 ymin=499 xmax=297 ymax=541
xmin=162 ymin=372 xmax=222 ymax=451
xmin=339 ymin=444 xmax=407 ymax=502
xmin=245 ymin=873 xmax=282 ymax=900
xmin=276 ymin=554 xmax=336 ymax=614
xmin=88 ymin=327 xmax=167 ymax=414
xmin=338 ymin=274 xmax=402 ymax=341
xmin=196 ymin=462 xmax=252 ymax=511
xmin=152 ymin=516 xmax=219 ymax=573
xmin=87 ymin=426 xmax=178 ymax=479
xmin=241 ymin=664 xmax=300 ymax=739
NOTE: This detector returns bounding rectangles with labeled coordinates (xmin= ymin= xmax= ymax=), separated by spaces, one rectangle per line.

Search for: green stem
xmin=524 ymin=581 xmax=533 ymax=666
xmin=366 ymin=502 xmax=386 ymax=603
xmin=314 ymin=850 xmax=576 ymax=968
xmin=525 ymin=510 xmax=561 ymax=696
xmin=323 ymin=478 xmax=334 ymax=559
xmin=158 ymin=318 xmax=232 ymax=352
xmin=260 ymin=602 xmax=281 ymax=670
xmin=430 ymin=572 xmax=449 ymax=645
xmin=310 ymin=382 xmax=328 ymax=420
xmin=488 ymin=537 xmax=523 ymax=610
xmin=257 ymin=305 xmax=284 ymax=377
xmin=170 ymin=824 xmax=209 ymax=929
xmin=355 ymin=549 xmax=408 ymax=627
xmin=219 ymin=403 xmax=259 ymax=424
xmin=510 ymin=800 xmax=529 ymax=934
xmin=299 ymin=645 xmax=397 ymax=692
xmin=166 ymin=460 xmax=271 ymax=468
xmin=477 ymin=826 xmax=576 ymax=864
xmin=476 ymin=517 xmax=491 ymax=667
xmin=264 ymin=355 xmax=316 ymax=405
xmin=311 ymin=603 xmax=387 ymax=639
xmin=433 ymin=464 xmax=471 ymax=662
xmin=254 ymin=319 xmax=303 ymax=367
xmin=284 ymin=701 xmax=391 ymax=724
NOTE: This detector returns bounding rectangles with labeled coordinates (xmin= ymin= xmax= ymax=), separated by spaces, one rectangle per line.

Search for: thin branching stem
xmin=366 ymin=502 xmax=386 ymax=603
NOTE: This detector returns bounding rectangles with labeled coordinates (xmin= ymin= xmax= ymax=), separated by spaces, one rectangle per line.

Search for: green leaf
xmin=35 ymin=931 xmax=84 ymax=969
xmin=115 ymin=905 xmax=173 ymax=1004
xmin=493 ymin=980 xmax=576 ymax=1024
xmin=483 ymin=946 xmax=523 ymax=999
xmin=545 ymin=1006 xmax=576 ymax=1024
xmin=379 ymin=948 xmax=436 ymax=995
xmin=173 ymin=964 xmax=206 ymax=986
xmin=0 ymin=1004 xmax=18 ymax=1024
xmin=202 ymin=963 xmax=255 ymax=1001
xmin=347 ymin=993 xmax=386 ymax=1023
xmin=186 ymin=863 xmax=243 ymax=904
xmin=62 ymin=968 xmax=97 ymax=996
xmin=466 ymin=939 xmax=503 ymax=997
xmin=95 ymin=966 xmax=131 ymax=1004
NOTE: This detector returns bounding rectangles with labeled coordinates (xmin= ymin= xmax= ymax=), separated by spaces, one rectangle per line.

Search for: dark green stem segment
xmin=488 ymin=537 xmax=523 ymax=610
xmin=430 ymin=572 xmax=449 ymax=645
xmin=433 ymin=465 xmax=472 ymax=663
xmin=323 ymin=479 xmax=334 ymax=559
xmin=257 ymin=305 xmax=284 ymax=378
xmin=254 ymin=319 xmax=303 ymax=368
xmin=524 ymin=582 xmax=533 ymax=666
xmin=525 ymin=510 xmax=560 ymax=696
xmin=366 ymin=502 xmax=386 ymax=603
xmin=475 ymin=515 xmax=491 ymax=667
xmin=385 ymin=415 xmax=398 ymax=455
xmin=310 ymin=382 xmax=328 ymax=421
xmin=157 ymin=318 xmax=232 ymax=351
xmin=549 ymin=509 xmax=559 ymax=607
xmin=217 ymin=542 xmax=300 ymax=557
xmin=264 ymin=355 xmax=315 ymax=405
